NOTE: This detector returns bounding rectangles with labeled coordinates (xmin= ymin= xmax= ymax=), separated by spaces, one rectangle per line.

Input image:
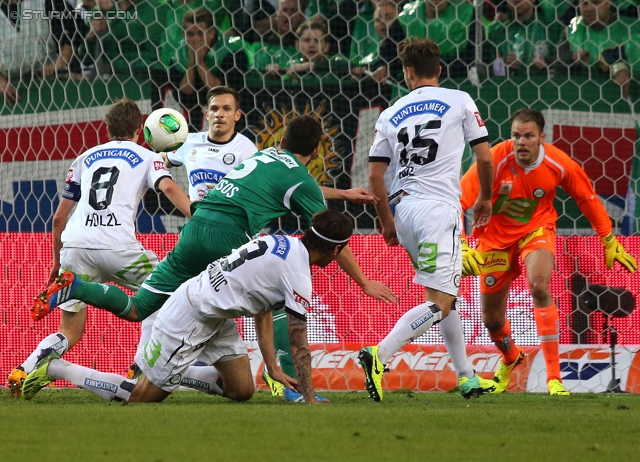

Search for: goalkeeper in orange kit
xmin=460 ymin=108 xmax=637 ymax=395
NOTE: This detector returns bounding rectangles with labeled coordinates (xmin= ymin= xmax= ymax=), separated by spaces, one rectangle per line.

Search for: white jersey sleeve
xmin=279 ymin=271 xmax=313 ymax=319
xmin=460 ymin=92 xmax=489 ymax=145
xmin=166 ymin=142 xmax=187 ymax=167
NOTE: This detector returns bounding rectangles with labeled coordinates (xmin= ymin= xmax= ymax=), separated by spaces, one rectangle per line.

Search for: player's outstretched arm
xmin=319 ymin=186 xmax=379 ymax=204
xmin=602 ymin=233 xmax=638 ymax=273
xmin=287 ymin=312 xmax=318 ymax=404
xmin=335 ymin=246 xmax=396 ymax=303
xmin=369 ymin=161 xmax=398 ymax=245
xmin=49 ymin=198 xmax=75 ymax=285
xmin=255 ymin=311 xmax=298 ymax=391
xmin=157 ymin=177 xmax=192 ymax=218
xmin=471 ymin=142 xmax=494 ymax=228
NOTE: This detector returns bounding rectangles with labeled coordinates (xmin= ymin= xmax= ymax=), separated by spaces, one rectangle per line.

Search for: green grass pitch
xmin=1 ymin=389 xmax=639 ymax=462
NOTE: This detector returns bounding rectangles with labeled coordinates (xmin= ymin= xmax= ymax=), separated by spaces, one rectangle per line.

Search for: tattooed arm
xmin=287 ymin=311 xmax=318 ymax=404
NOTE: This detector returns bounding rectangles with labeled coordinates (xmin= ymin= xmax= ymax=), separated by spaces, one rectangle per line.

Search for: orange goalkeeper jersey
xmin=460 ymin=140 xmax=612 ymax=249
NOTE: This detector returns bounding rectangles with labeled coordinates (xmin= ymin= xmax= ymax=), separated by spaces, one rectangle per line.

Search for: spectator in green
xmin=265 ymin=19 xmax=349 ymax=79
xmin=251 ymin=0 xmax=306 ymax=71
xmin=168 ymin=8 xmax=247 ymax=131
xmin=560 ymin=0 xmax=640 ymax=99
xmin=527 ymin=0 xmax=575 ymax=25
xmin=350 ymin=0 xmax=399 ymax=80
xmin=485 ymin=0 xmax=564 ymax=76
xmin=79 ymin=0 xmax=169 ymax=108
xmin=377 ymin=0 xmax=476 ymax=81
xmin=161 ymin=0 xmax=235 ymax=67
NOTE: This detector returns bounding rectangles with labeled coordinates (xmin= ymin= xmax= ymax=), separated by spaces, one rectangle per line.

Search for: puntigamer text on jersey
xmin=390 ymin=100 xmax=451 ymax=127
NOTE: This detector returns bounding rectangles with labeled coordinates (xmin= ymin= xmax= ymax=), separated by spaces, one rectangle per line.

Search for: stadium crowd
xmin=2 ymin=0 xmax=640 ymax=121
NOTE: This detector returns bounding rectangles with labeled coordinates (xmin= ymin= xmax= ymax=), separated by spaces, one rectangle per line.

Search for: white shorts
xmin=58 ymin=246 xmax=158 ymax=313
xmin=134 ymin=287 xmax=247 ymax=392
xmin=394 ymin=196 xmax=462 ymax=295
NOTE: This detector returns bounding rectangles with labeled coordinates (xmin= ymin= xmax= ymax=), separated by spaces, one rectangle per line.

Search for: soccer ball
xmin=143 ymin=108 xmax=188 ymax=152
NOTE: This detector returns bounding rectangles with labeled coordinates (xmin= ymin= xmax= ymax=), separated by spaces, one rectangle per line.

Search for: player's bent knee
xmin=224 ymin=382 xmax=255 ymax=402
xmin=128 ymin=374 xmax=170 ymax=403
xmin=528 ymin=281 xmax=551 ymax=302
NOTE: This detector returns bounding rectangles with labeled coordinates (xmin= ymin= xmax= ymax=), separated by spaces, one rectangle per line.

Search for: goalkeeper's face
xmin=511 ymin=120 xmax=545 ymax=166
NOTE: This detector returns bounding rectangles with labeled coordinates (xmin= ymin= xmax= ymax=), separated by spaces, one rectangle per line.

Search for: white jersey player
xmin=371 ymin=88 xmax=489 ymax=211
xmin=360 ymin=38 xmax=495 ymax=402
xmin=8 ymin=99 xmax=192 ymax=398
xmin=161 ymin=87 xmax=256 ymax=201
xmin=62 ymin=140 xmax=175 ymax=248
xmin=22 ymin=210 xmax=354 ymax=405
xmin=166 ymin=131 xmax=256 ymax=201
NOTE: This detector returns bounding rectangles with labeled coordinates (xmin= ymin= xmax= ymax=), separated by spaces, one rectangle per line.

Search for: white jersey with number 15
xmin=369 ymin=86 xmax=489 ymax=211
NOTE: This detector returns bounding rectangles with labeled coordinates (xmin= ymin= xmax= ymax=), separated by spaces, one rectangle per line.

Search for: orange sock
xmin=534 ymin=305 xmax=561 ymax=382
xmin=488 ymin=318 xmax=520 ymax=365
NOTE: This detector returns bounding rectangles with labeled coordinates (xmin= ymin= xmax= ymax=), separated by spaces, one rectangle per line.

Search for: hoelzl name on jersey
xmin=85 ymin=212 xmax=122 ymax=227
xmin=189 ymin=168 xmax=226 ymax=186
xmin=84 ymin=149 xmax=143 ymax=168
xmin=390 ymin=100 xmax=451 ymax=127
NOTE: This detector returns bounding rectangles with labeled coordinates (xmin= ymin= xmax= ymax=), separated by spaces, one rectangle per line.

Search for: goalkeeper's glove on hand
xmin=601 ymin=233 xmax=637 ymax=273
xmin=461 ymin=238 xmax=485 ymax=277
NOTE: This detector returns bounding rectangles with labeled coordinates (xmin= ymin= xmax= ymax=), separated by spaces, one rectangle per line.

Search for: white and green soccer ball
xmin=143 ymin=108 xmax=188 ymax=152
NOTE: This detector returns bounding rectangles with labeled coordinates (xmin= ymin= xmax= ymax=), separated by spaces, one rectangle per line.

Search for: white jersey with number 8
xmin=61 ymin=140 xmax=172 ymax=250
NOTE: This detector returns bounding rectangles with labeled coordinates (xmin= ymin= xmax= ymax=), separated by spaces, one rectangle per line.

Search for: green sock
xmin=273 ymin=309 xmax=296 ymax=379
xmin=74 ymin=282 xmax=134 ymax=319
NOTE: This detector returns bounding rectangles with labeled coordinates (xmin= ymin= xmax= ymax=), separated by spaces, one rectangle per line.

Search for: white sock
xmin=439 ymin=299 xmax=474 ymax=379
xmin=181 ymin=365 xmax=224 ymax=396
xmin=48 ymin=358 xmax=136 ymax=402
xmin=22 ymin=333 xmax=69 ymax=373
xmin=378 ymin=302 xmax=442 ymax=364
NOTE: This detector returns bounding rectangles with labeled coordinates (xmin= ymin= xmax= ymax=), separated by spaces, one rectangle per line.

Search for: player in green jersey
xmin=31 ymin=116 xmax=396 ymax=394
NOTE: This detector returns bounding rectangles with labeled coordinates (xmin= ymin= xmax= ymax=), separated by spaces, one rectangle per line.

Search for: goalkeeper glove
xmin=601 ymin=233 xmax=638 ymax=273
xmin=461 ymin=238 xmax=485 ymax=277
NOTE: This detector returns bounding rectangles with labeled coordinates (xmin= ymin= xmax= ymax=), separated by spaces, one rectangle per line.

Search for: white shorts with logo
xmin=58 ymin=245 xmax=158 ymax=313
xmin=134 ymin=287 xmax=247 ymax=392
xmin=394 ymin=196 xmax=462 ymax=296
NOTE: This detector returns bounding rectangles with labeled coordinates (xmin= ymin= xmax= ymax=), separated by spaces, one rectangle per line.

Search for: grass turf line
xmin=1 ymin=389 xmax=639 ymax=462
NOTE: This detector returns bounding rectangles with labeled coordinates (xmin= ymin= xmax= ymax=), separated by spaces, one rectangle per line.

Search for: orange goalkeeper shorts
xmin=476 ymin=225 xmax=556 ymax=294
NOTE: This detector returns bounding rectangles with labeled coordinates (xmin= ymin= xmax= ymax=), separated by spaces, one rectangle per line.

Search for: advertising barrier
xmin=2 ymin=233 xmax=640 ymax=393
